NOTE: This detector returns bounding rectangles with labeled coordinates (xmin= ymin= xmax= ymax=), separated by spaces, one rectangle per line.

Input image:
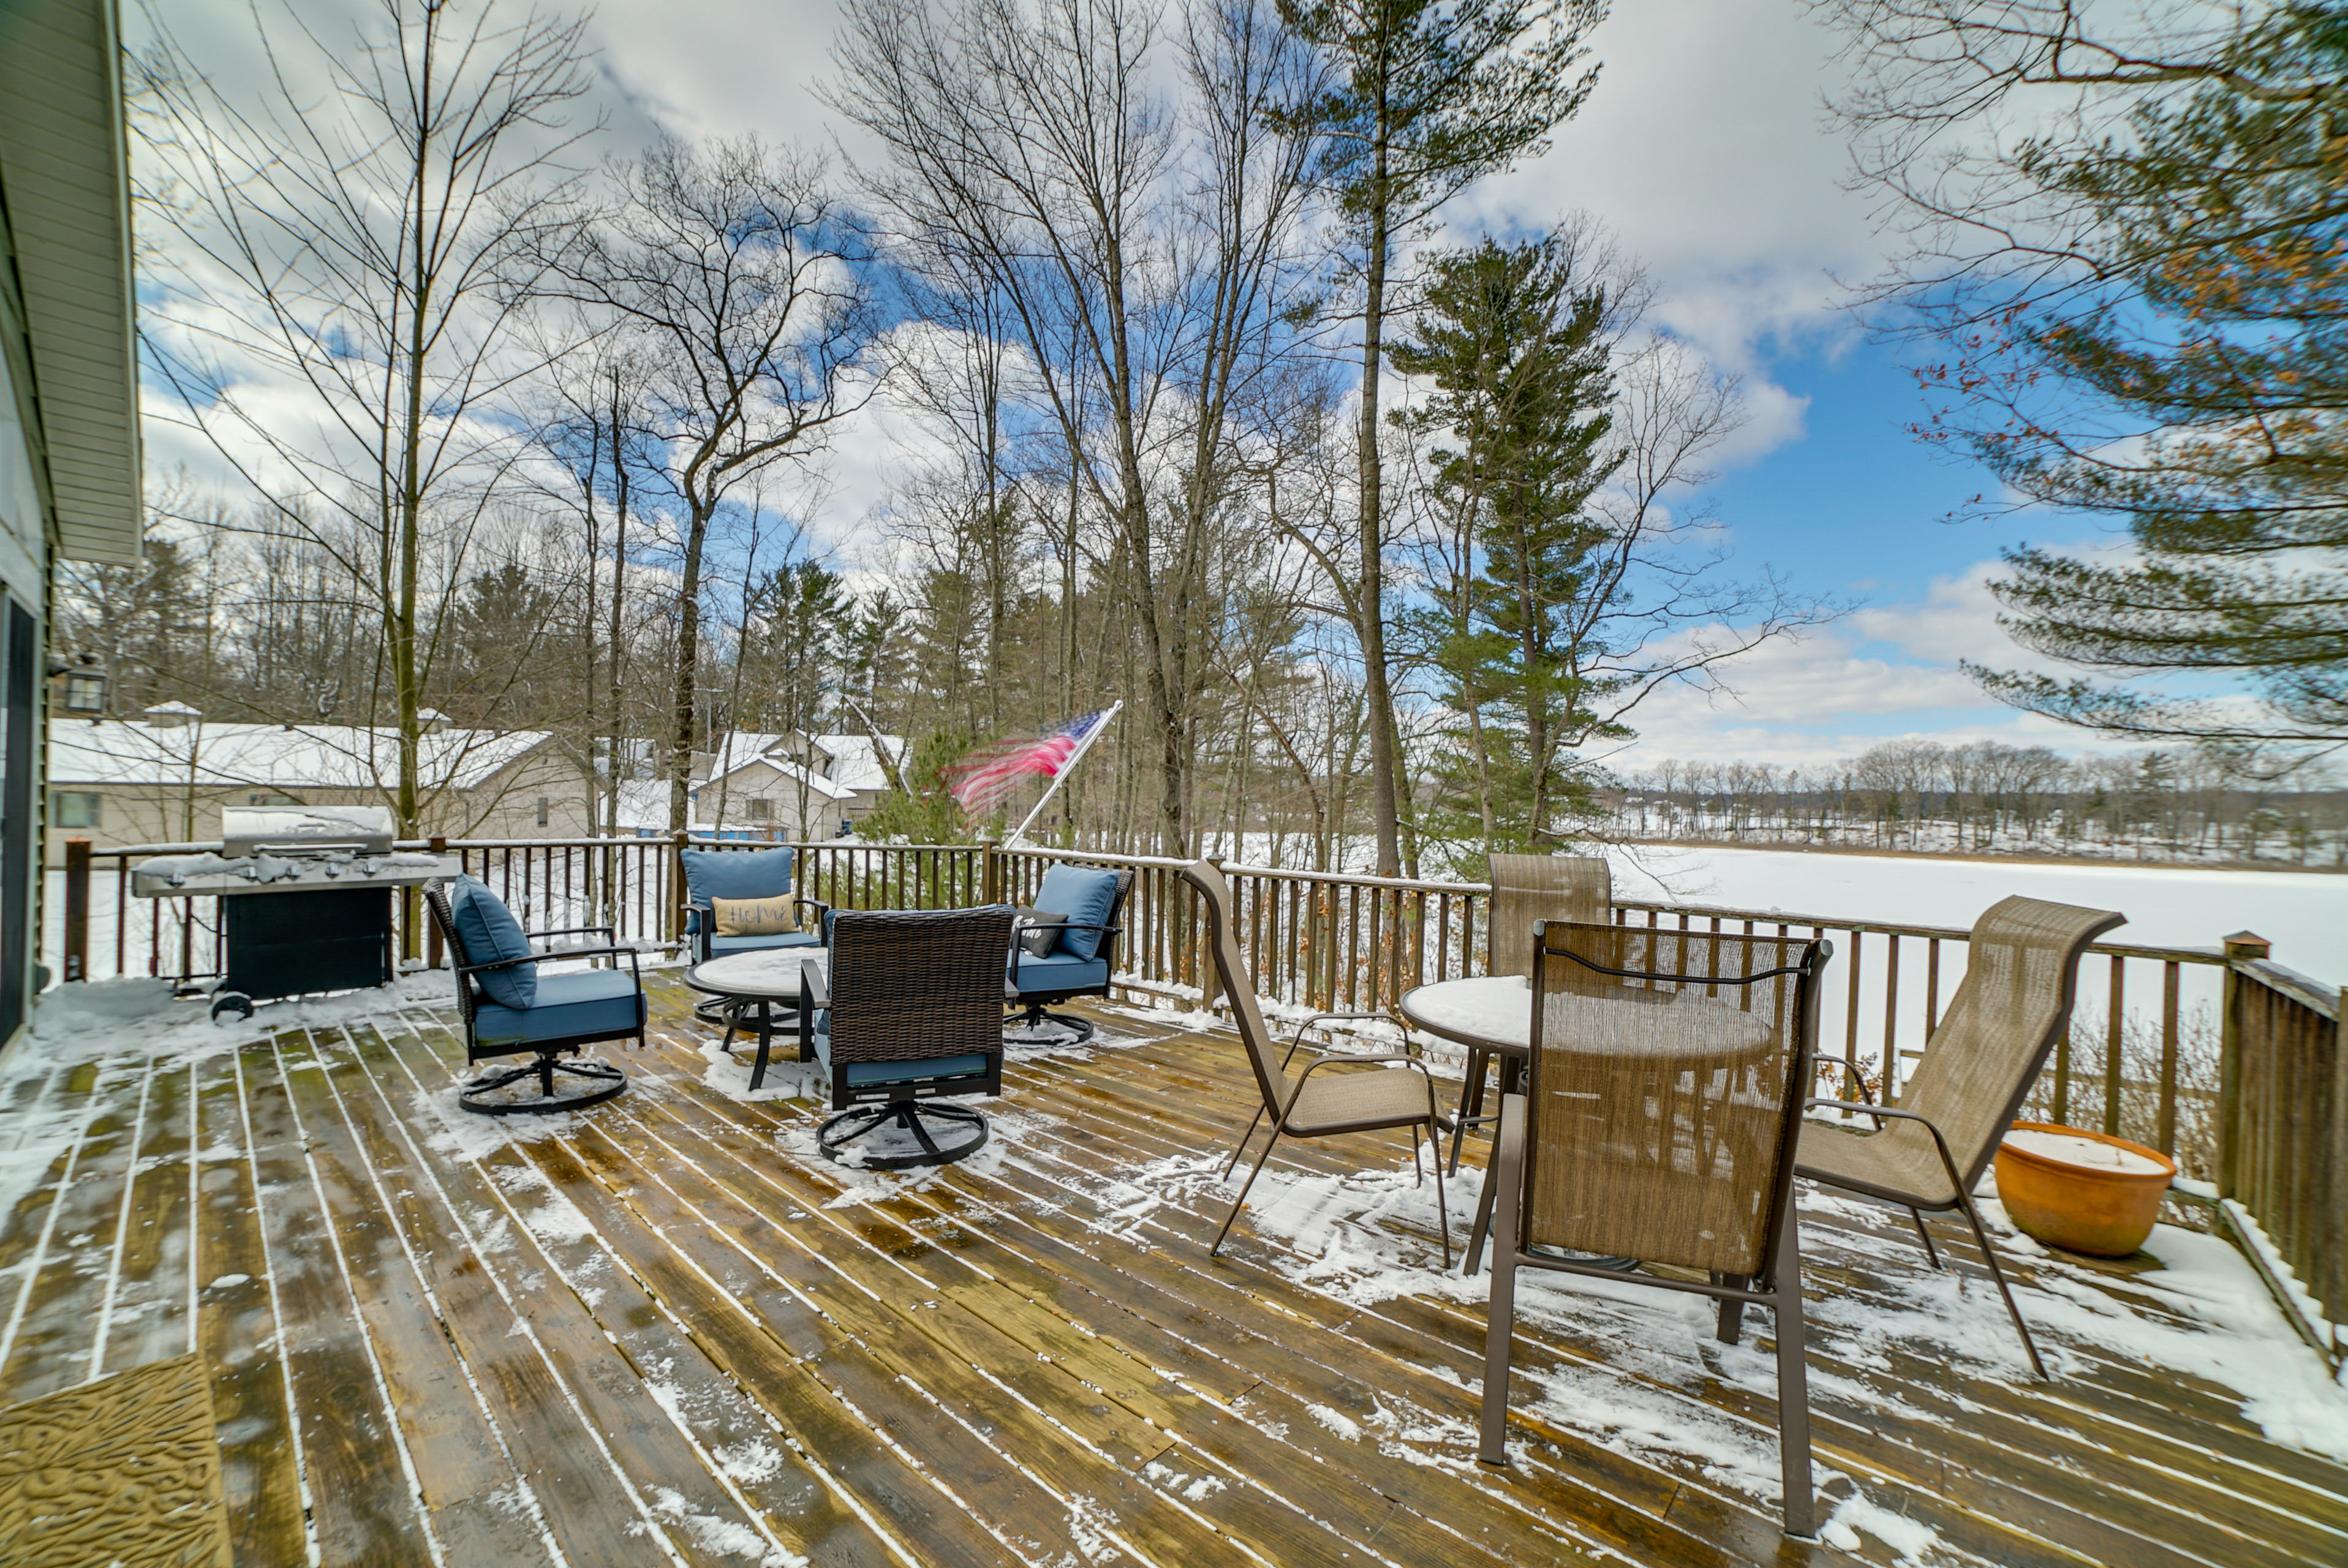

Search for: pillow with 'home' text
xmin=712 ymin=895 xmax=798 ymax=937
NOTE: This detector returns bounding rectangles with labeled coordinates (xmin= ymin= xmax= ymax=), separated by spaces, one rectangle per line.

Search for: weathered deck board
xmin=0 ymin=975 xmax=2339 ymax=1568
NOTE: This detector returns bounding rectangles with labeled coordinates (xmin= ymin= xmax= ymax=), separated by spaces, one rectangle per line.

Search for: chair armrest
xmin=1811 ymin=1054 xmax=1876 ymax=1105
xmin=1282 ymin=1010 xmax=1397 ymax=1071
xmin=527 ymin=924 xmax=617 ymax=941
xmin=1803 ymin=1098 xmax=1969 ymax=1191
xmin=459 ymin=944 xmax=641 ymax=980
xmin=794 ymin=896 xmax=831 ymax=919
xmin=801 ymin=959 xmax=830 ymax=1012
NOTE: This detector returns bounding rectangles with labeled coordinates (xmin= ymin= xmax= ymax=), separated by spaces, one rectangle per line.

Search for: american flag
xmin=946 ymin=709 xmax=1116 ymax=815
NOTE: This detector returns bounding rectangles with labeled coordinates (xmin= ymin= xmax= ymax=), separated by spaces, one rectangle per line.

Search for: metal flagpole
xmin=1005 ymin=701 xmax=1120 ymax=848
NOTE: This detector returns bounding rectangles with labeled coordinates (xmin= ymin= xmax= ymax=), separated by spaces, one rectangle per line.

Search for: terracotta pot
xmin=1992 ymin=1121 xmax=2176 ymax=1258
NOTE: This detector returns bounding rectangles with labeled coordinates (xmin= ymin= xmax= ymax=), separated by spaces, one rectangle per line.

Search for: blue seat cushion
xmin=1009 ymin=951 xmax=1109 ymax=998
xmin=451 ymin=875 xmax=535 ymax=1009
xmin=1032 ymin=864 xmax=1120 ymax=961
xmin=811 ymin=1030 xmax=993 ymax=1088
xmin=472 ymin=968 xmax=643 ymax=1048
xmin=709 ymin=931 xmax=824 ymax=959
xmin=681 ymin=846 xmax=796 ymax=904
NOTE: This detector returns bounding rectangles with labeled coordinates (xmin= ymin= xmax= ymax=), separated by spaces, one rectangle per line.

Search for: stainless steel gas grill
xmin=133 ymin=806 xmax=459 ymax=1020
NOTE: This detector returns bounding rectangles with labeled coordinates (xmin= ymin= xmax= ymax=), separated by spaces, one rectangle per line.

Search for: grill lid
xmin=222 ymin=805 xmax=397 ymax=859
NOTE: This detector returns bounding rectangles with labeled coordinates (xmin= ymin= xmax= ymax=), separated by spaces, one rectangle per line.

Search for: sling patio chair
xmin=1474 ymin=918 xmax=1832 ymax=1536
xmin=425 ymin=876 xmax=643 ymax=1116
xmin=798 ymin=904 xmax=1017 ymax=1169
xmin=1449 ymin=853 xmax=1614 ymax=1175
xmin=1795 ymin=895 xmax=2124 ymax=1379
xmin=1181 ymin=859 xmax=1454 ymax=1267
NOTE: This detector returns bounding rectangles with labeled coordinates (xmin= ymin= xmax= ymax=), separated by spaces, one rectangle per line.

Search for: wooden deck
xmin=1 ymin=974 xmax=2343 ymax=1568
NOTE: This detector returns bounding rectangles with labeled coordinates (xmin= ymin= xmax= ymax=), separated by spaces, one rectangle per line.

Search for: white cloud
xmin=1603 ymin=548 xmax=2150 ymax=769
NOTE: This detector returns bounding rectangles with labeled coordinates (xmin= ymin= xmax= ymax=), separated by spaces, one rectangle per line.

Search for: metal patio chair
xmin=1183 ymin=859 xmax=1454 ymax=1267
xmin=1475 ymin=918 xmax=1831 ymax=1536
xmin=425 ymin=877 xmax=641 ymax=1116
xmin=1004 ymin=865 xmax=1133 ymax=1046
xmin=1449 ymin=853 xmax=1614 ymax=1175
xmin=1796 ymin=895 xmax=2125 ymax=1379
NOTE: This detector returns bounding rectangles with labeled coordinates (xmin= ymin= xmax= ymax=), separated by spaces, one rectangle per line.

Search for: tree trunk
xmin=670 ymin=505 xmax=711 ymax=838
xmin=1357 ymin=155 xmax=1402 ymax=876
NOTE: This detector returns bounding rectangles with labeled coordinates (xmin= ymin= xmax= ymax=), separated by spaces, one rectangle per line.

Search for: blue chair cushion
xmin=1009 ymin=951 xmax=1110 ymax=998
xmin=451 ymin=875 xmax=535 ymax=1009
xmin=472 ymin=968 xmax=643 ymax=1047
xmin=709 ymin=931 xmax=823 ymax=959
xmin=811 ymin=1030 xmax=993 ymax=1088
xmin=1032 ymin=864 xmax=1119 ymax=961
xmin=681 ymin=846 xmax=796 ymax=904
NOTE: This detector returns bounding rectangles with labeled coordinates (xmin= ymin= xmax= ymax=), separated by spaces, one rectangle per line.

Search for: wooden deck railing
xmin=50 ymin=832 xmax=2337 ymax=1351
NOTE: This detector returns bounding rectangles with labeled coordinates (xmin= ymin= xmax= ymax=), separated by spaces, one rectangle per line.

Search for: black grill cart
xmin=132 ymin=807 xmax=459 ymax=1020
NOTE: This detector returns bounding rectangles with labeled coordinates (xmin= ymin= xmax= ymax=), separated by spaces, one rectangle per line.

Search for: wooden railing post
xmin=2219 ymin=931 xmax=2270 ymax=1198
xmin=62 ymin=837 xmax=89 ymax=982
xmin=2332 ymin=985 xmax=2347 ymax=1355
xmin=670 ymin=829 xmax=689 ymax=945
xmin=981 ymin=839 xmax=1001 ymax=907
xmin=426 ymin=837 xmax=448 ymax=969
xmin=1199 ymin=855 xmax=1224 ymax=1014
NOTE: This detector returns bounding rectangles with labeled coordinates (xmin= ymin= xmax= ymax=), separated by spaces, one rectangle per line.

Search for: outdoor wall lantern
xmin=48 ymin=655 xmax=107 ymax=714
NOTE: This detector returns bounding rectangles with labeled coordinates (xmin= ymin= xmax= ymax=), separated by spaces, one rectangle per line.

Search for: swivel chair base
xmin=1003 ymin=1005 xmax=1095 ymax=1047
xmin=818 ymin=1099 xmax=988 ymax=1169
xmin=461 ymin=1054 xmax=627 ymax=1116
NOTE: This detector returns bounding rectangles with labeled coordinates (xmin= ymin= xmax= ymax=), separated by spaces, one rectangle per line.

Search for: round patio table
xmin=685 ymin=948 xmax=829 ymax=1093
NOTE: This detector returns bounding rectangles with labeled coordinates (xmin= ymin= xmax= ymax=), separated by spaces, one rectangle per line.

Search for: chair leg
xmin=1477 ymin=1106 xmax=1522 ymax=1465
xmin=1429 ymin=1120 xmax=1452 ymax=1271
xmin=1448 ymin=1044 xmax=1485 ymax=1177
xmin=1463 ymin=1153 xmax=1501 ymax=1276
xmin=1958 ymin=1192 xmax=2050 ymax=1379
xmin=1410 ymin=1124 xmax=1424 ymax=1186
xmin=1908 ymin=1207 xmax=1941 ymax=1268
xmin=1222 ymin=1106 xmax=1267 ymax=1180
xmin=1212 ymin=1125 xmax=1282 ymax=1257
xmin=1769 ymin=1218 xmax=1816 ymax=1537
xmin=1714 ymin=1274 xmax=1746 ymax=1346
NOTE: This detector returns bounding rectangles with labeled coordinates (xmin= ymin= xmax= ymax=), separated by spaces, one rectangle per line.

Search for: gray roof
xmin=0 ymin=0 xmax=140 ymax=565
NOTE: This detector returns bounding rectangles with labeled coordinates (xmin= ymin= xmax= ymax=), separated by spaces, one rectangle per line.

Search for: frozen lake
xmin=1604 ymin=843 xmax=2348 ymax=984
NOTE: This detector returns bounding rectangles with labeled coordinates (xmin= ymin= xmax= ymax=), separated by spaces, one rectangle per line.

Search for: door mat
xmin=0 ymin=1352 xmax=232 ymax=1567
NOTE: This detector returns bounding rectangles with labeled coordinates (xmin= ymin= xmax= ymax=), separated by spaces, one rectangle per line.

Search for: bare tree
xmin=540 ymin=137 xmax=879 ymax=836
xmin=134 ymin=0 xmax=598 ymax=837
xmin=831 ymin=0 xmax=1324 ymax=854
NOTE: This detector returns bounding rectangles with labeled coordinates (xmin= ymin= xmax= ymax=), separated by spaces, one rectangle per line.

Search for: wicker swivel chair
xmin=424 ymin=878 xmax=641 ymax=1116
xmin=1449 ymin=853 xmax=1614 ymax=1175
xmin=798 ymin=905 xmax=1016 ymax=1169
xmin=1797 ymin=895 xmax=2124 ymax=1379
xmin=1183 ymin=860 xmax=1454 ymax=1266
xmin=1476 ymin=919 xmax=1830 ymax=1536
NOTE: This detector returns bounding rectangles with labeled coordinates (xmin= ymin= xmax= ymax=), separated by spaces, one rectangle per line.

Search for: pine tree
xmin=1392 ymin=234 xmax=1618 ymax=864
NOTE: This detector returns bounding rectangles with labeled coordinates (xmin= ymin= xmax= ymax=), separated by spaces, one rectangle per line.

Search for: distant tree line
xmin=1620 ymin=742 xmax=2348 ymax=866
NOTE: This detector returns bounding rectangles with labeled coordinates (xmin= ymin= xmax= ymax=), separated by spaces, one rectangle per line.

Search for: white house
xmin=613 ymin=731 xmax=907 ymax=840
xmin=45 ymin=708 xmax=593 ymax=857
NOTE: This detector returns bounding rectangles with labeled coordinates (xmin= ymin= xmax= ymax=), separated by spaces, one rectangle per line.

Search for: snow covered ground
xmin=1607 ymin=842 xmax=2348 ymax=982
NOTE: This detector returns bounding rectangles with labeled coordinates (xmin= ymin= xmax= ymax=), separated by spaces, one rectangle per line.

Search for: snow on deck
xmin=0 ymin=973 xmax=2342 ymax=1567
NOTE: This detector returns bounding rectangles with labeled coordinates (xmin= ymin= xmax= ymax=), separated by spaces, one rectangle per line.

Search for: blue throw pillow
xmin=1033 ymin=864 xmax=1120 ymax=962
xmin=451 ymin=875 xmax=536 ymax=1009
xmin=680 ymin=845 xmax=795 ymax=904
